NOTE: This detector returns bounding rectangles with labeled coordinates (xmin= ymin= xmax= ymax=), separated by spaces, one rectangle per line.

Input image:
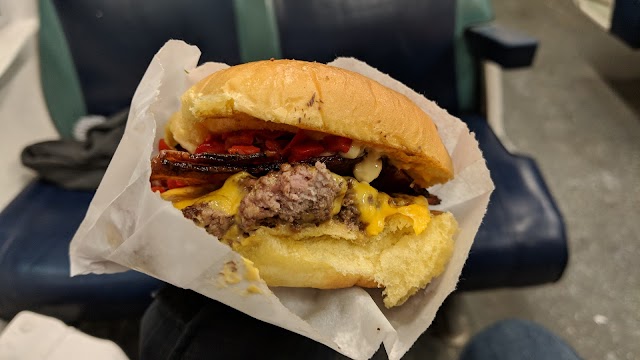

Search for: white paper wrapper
xmin=70 ymin=40 xmax=493 ymax=360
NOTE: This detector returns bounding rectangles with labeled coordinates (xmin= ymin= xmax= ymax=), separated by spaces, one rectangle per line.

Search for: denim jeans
xmin=460 ymin=319 xmax=582 ymax=360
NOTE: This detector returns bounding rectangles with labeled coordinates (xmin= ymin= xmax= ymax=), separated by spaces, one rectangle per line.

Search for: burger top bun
xmin=169 ymin=59 xmax=454 ymax=187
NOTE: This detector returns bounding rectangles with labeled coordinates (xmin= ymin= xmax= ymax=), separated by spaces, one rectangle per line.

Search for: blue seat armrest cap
xmin=466 ymin=24 xmax=538 ymax=68
xmin=610 ymin=0 xmax=640 ymax=48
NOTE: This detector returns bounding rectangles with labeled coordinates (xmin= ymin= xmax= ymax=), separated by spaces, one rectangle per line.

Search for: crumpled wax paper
xmin=69 ymin=40 xmax=494 ymax=360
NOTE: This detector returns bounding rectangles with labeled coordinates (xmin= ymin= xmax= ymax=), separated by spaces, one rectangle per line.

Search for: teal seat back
xmin=39 ymin=0 xmax=493 ymax=137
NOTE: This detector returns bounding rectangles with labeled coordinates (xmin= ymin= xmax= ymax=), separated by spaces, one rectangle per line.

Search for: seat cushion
xmin=458 ymin=115 xmax=568 ymax=290
xmin=0 ymin=181 xmax=163 ymax=321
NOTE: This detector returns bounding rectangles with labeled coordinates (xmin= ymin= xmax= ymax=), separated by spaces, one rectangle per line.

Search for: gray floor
xmin=454 ymin=1 xmax=640 ymax=360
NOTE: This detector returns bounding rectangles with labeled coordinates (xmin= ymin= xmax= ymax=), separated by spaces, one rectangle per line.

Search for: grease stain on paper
xmin=218 ymin=261 xmax=241 ymax=286
xmin=216 ymin=258 xmax=264 ymax=296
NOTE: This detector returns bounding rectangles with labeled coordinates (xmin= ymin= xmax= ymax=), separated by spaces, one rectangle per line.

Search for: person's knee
xmin=483 ymin=318 xmax=548 ymax=337
xmin=460 ymin=318 xmax=582 ymax=360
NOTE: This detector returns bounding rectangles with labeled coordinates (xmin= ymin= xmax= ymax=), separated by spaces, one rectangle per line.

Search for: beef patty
xmin=182 ymin=162 xmax=355 ymax=238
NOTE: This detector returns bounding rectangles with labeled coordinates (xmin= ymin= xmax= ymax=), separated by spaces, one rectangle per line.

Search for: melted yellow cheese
xmin=170 ymin=169 xmax=430 ymax=237
xmin=172 ymin=172 xmax=252 ymax=212
xmin=351 ymin=181 xmax=431 ymax=236
xmin=161 ymin=185 xmax=217 ymax=202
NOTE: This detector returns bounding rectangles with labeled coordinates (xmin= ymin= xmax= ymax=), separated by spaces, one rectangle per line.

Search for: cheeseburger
xmin=150 ymin=60 xmax=458 ymax=308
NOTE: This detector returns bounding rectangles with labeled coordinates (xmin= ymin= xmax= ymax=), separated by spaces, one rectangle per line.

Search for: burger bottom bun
xmin=232 ymin=212 xmax=457 ymax=308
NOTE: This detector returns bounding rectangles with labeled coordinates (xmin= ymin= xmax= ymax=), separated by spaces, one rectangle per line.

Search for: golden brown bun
xmin=231 ymin=212 xmax=458 ymax=308
xmin=172 ymin=59 xmax=453 ymax=187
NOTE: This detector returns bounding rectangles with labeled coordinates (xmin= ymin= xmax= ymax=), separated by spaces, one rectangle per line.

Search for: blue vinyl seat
xmin=459 ymin=116 xmax=567 ymax=290
xmin=0 ymin=181 xmax=162 ymax=320
xmin=0 ymin=0 xmax=567 ymax=321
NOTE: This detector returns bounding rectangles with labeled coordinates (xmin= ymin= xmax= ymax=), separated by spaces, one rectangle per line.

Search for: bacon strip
xmin=150 ymin=150 xmax=363 ymax=183
xmin=165 ymin=150 xmax=276 ymax=165
xmin=370 ymin=159 xmax=441 ymax=204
